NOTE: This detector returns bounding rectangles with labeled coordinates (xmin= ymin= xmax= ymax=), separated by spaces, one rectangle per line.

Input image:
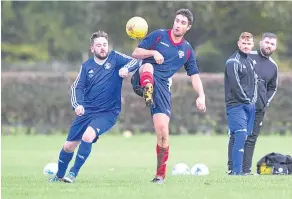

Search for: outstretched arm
xmin=132 ymin=48 xmax=158 ymax=60
xmin=115 ymin=51 xmax=141 ymax=78
xmin=132 ymin=30 xmax=164 ymax=64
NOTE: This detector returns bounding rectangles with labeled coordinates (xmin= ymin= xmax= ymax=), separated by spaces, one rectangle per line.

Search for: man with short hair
xmin=49 ymin=30 xmax=140 ymax=183
xmin=131 ymin=8 xmax=206 ymax=184
xmin=224 ymin=32 xmax=258 ymax=175
xmin=227 ymin=32 xmax=278 ymax=174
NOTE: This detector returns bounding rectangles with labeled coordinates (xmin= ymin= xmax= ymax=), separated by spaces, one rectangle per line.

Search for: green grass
xmin=2 ymin=135 xmax=292 ymax=199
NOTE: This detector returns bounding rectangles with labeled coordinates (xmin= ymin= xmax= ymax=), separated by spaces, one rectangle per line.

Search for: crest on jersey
xmin=88 ymin=69 xmax=94 ymax=78
xmin=178 ymin=50 xmax=184 ymax=58
xmin=104 ymin=63 xmax=111 ymax=70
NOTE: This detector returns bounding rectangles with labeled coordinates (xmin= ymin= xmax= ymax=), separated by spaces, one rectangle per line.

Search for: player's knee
xmin=82 ymin=126 xmax=97 ymax=143
xmin=234 ymin=131 xmax=247 ymax=145
xmin=156 ymin=125 xmax=169 ymax=147
xmin=155 ymin=123 xmax=169 ymax=135
xmin=63 ymin=141 xmax=79 ymax=152
xmin=140 ymin=63 xmax=154 ymax=74
xmin=154 ymin=114 xmax=170 ymax=144
xmin=246 ymin=134 xmax=258 ymax=144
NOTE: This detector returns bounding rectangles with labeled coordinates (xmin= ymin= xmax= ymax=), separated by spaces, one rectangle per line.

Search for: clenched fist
xmin=75 ymin=105 xmax=85 ymax=116
xmin=196 ymin=95 xmax=206 ymax=112
xmin=153 ymin=51 xmax=164 ymax=65
xmin=119 ymin=67 xmax=129 ymax=78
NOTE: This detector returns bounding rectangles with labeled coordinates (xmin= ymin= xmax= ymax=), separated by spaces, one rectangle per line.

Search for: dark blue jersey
xmin=71 ymin=51 xmax=140 ymax=114
xmin=138 ymin=29 xmax=199 ymax=84
xmin=224 ymin=50 xmax=258 ymax=108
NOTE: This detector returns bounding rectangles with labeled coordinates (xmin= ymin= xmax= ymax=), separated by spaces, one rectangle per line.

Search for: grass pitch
xmin=2 ymin=134 xmax=292 ymax=199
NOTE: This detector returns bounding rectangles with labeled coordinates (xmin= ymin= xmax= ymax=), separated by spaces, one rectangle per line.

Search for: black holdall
xmin=257 ymin=152 xmax=292 ymax=175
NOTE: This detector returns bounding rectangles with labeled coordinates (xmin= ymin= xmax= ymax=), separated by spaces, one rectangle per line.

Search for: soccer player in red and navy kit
xmin=49 ymin=31 xmax=140 ymax=183
xmin=131 ymin=8 xmax=206 ymax=184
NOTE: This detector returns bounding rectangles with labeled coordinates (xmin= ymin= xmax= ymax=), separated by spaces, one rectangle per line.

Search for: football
xmin=126 ymin=16 xmax=148 ymax=40
xmin=171 ymin=163 xmax=191 ymax=175
xmin=43 ymin=162 xmax=58 ymax=176
xmin=190 ymin=163 xmax=209 ymax=176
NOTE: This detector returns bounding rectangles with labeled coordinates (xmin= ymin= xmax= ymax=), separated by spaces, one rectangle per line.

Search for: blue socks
xmin=70 ymin=140 xmax=92 ymax=176
xmin=232 ymin=131 xmax=247 ymax=174
xmin=56 ymin=148 xmax=74 ymax=178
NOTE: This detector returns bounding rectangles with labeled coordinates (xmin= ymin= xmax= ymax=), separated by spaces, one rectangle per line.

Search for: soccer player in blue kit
xmin=49 ymin=31 xmax=140 ymax=183
xmin=131 ymin=8 xmax=206 ymax=184
xmin=224 ymin=32 xmax=258 ymax=175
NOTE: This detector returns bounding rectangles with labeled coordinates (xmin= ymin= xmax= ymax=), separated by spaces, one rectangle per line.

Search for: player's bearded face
xmin=91 ymin=37 xmax=109 ymax=60
xmin=260 ymin=37 xmax=277 ymax=56
xmin=238 ymin=38 xmax=254 ymax=54
xmin=172 ymin=15 xmax=191 ymax=37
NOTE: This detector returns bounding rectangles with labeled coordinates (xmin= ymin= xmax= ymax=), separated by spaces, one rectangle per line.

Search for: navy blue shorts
xmin=67 ymin=111 xmax=118 ymax=143
xmin=227 ymin=104 xmax=256 ymax=136
xmin=131 ymin=70 xmax=172 ymax=117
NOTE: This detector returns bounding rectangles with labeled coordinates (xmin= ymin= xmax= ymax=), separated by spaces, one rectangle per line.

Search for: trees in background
xmin=2 ymin=1 xmax=292 ymax=72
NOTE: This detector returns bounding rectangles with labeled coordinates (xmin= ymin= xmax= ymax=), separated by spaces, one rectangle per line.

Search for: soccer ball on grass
xmin=43 ymin=162 xmax=58 ymax=176
xmin=171 ymin=163 xmax=191 ymax=175
xmin=190 ymin=163 xmax=209 ymax=176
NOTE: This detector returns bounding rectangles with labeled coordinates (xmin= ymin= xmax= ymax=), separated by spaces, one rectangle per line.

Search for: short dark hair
xmin=239 ymin=32 xmax=254 ymax=41
xmin=176 ymin=8 xmax=194 ymax=25
xmin=262 ymin=32 xmax=277 ymax=40
xmin=90 ymin=31 xmax=108 ymax=45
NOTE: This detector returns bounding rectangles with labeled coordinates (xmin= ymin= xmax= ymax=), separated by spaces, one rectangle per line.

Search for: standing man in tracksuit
xmin=224 ymin=32 xmax=258 ymax=175
xmin=227 ymin=32 xmax=278 ymax=174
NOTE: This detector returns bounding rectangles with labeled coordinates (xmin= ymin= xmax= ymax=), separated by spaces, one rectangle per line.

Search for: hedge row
xmin=2 ymin=72 xmax=292 ymax=135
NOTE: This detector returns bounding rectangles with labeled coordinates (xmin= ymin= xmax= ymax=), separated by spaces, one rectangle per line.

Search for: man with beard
xmin=131 ymin=8 xmax=206 ymax=184
xmin=49 ymin=31 xmax=140 ymax=183
xmin=227 ymin=32 xmax=278 ymax=175
xmin=224 ymin=32 xmax=258 ymax=175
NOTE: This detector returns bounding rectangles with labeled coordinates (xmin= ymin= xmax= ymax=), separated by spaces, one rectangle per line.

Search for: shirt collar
xmin=238 ymin=50 xmax=248 ymax=58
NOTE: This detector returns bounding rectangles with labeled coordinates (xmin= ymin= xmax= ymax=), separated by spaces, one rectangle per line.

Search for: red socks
xmin=156 ymin=144 xmax=169 ymax=179
xmin=140 ymin=71 xmax=154 ymax=87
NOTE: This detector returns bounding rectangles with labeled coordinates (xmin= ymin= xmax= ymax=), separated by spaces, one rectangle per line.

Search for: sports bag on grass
xmin=257 ymin=152 xmax=292 ymax=175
